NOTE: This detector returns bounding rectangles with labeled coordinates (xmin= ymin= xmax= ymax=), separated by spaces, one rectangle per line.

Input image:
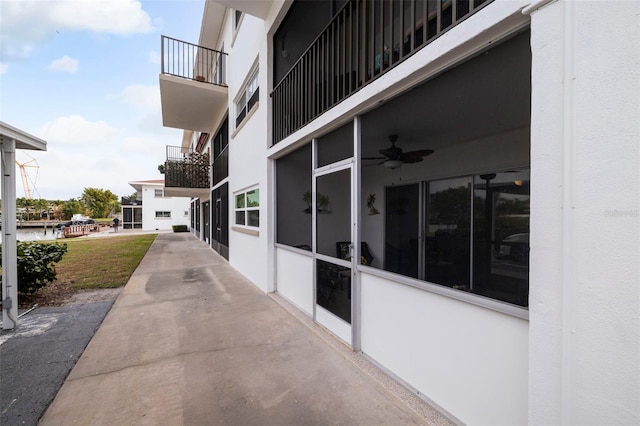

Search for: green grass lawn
xmin=54 ymin=234 xmax=156 ymax=289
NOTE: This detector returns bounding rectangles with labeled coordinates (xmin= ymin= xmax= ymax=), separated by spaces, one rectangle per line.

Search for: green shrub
xmin=172 ymin=225 xmax=188 ymax=232
xmin=0 ymin=242 xmax=68 ymax=294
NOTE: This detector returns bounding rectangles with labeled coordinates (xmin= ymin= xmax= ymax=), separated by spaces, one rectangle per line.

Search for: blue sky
xmin=0 ymin=0 xmax=205 ymax=200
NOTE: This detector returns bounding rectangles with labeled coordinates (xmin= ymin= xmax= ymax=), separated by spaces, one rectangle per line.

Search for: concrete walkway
xmin=40 ymin=233 xmax=448 ymax=425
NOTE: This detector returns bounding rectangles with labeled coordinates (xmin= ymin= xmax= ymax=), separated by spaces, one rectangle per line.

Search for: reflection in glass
xmin=316 ymin=259 xmax=351 ymax=323
xmin=248 ymin=210 xmax=259 ymax=227
xmin=425 ymin=177 xmax=471 ymax=289
xmin=235 ymin=194 xmax=245 ymax=209
xmin=247 ymin=189 xmax=259 ymax=207
xmin=473 ymin=171 xmax=530 ymax=306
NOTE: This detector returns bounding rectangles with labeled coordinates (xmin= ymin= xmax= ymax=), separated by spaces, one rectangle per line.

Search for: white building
xmin=124 ymin=180 xmax=190 ymax=231
xmin=157 ymin=1 xmax=639 ymax=424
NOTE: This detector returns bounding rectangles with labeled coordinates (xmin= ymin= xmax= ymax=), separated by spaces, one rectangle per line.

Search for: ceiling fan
xmin=363 ymin=134 xmax=434 ymax=169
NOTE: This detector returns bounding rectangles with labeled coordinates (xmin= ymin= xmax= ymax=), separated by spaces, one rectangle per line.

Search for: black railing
xmin=161 ymin=35 xmax=227 ymax=86
xmin=164 ymin=145 xmax=210 ymax=189
xmin=271 ymin=0 xmax=492 ymax=144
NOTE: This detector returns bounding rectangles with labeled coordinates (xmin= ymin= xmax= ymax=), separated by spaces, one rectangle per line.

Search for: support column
xmin=1 ymin=137 xmax=18 ymax=329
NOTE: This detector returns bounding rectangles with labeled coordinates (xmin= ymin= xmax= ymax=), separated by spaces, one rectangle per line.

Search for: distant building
xmin=124 ymin=180 xmax=190 ymax=231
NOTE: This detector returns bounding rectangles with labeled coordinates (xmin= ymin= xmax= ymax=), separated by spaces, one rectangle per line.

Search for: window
xmin=234 ymin=10 xmax=243 ymax=29
xmin=276 ymin=144 xmax=312 ymax=250
xmin=372 ymin=170 xmax=530 ymax=307
xmin=155 ymin=211 xmax=171 ymax=218
xmin=235 ymin=68 xmax=259 ymax=127
xmin=154 ymin=189 xmax=163 ymax=198
xmin=235 ymin=187 xmax=259 ymax=227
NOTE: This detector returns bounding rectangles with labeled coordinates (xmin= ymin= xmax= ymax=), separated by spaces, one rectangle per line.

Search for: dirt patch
xmin=18 ymin=280 xmax=122 ymax=308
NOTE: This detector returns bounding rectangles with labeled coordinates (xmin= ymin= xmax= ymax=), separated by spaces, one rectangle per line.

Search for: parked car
xmin=498 ymin=233 xmax=529 ymax=264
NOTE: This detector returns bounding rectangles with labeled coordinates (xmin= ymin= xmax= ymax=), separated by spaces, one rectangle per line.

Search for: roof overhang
xmin=212 ymin=0 xmax=273 ymax=20
xmin=0 ymin=121 xmax=47 ymax=151
xmin=200 ymin=1 xmax=228 ymax=49
xmin=163 ymin=186 xmax=210 ymax=198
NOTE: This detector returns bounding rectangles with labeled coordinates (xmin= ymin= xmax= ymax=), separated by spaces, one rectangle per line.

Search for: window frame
xmin=154 ymin=189 xmax=164 ymax=198
xmin=155 ymin=211 xmax=171 ymax=219
xmin=234 ymin=67 xmax=259 ymax=128
xmin=234 ymin=187 xmax=260 ymax=229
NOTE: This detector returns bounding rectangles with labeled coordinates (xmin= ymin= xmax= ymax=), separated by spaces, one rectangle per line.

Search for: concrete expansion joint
xmin=69 ymin=339 xmax=308 ymax=381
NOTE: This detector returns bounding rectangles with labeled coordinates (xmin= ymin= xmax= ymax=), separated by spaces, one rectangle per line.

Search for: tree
xmin=80 ymin=188 xmax=120 ymax=218
xmin=16 ymin=197 xmax=35 ymax=220
xmin=33 ymin=198 xmax=49 ymax=219
xmin=62 ymin=198 xmax=87 ymax=220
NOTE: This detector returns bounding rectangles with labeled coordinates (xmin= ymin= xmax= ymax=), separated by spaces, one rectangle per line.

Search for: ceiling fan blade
xmin=403 ymin=149 xmax=434 ymax=158
xmin=362 ymin=156 xmax=386 ymax=160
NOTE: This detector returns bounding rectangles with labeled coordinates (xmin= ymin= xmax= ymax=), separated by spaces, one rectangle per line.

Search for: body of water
xmin=1 ymin=227 xmax=60 ymax=243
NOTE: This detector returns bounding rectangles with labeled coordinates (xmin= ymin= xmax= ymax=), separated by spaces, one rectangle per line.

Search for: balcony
xmin=159 ymin=36 xmax=228 ymax=132
xmin=271 ymin=0 xmax=493 ymax=144
xmin=163 ymin=146 xmax=210 ymax=198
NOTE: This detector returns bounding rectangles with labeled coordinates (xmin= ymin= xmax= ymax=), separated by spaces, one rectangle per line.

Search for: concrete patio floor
xmin=40 ymin=233 xmax=450 ymax=425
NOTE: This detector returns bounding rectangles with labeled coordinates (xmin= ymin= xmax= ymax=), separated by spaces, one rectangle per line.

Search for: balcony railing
xmin=271 ymin=0 xmax=493 ymax=144
xmin=161 ymin=35 xmax=227 ymax=86
xmin=164 ymin=146 xmax=210 ymax=189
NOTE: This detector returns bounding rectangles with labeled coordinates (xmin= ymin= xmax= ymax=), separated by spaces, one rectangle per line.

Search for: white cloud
xmin=38 ymin=115 xmax=119 ymax=145
xmin=118 ymin=84 xmax=161 ymax=113
xmin=0 ymin=0 xmax=153 ymax=61
xmin=122 ymin=136 xmax=163 ymax=153
xmin=0 ymin=63 xmax=7 ymax=74
xmin=148 ymin=51 xmax=161 ymax=65
xmin=48 ymin=55 xmax=79 ymax=73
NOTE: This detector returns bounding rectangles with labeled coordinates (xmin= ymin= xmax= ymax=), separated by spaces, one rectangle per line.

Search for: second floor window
xmin=235 ymin=68 xmax=259 ymax=127
xmin=154 ymin=189 xmax=164 ymax=198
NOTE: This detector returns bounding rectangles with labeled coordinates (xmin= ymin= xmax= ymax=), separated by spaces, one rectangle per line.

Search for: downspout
xmin=559 ymin=1 xmax=576 ymax=423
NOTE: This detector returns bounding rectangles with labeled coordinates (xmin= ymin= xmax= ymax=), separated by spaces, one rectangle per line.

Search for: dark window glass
xmin=317 ymin=122 xmax=353 ymax=167
xmin=473 ymin=171 xmax=530 ymax=306
xmin=276 ymin=144 xmax=312 ymax=250
xmin=425 ymin=177 xmax=472 ymax=290
xmin=248 ymin=210 xmax=259 ymax=227
xmin=235 ymin=211 xmax=245 ymax=225
xmin=316 ymin=168 xmax=351 ymax=258
xmin=365 ymin=171 xmax=530 ymax=308
xmin=213 ymin=183 xmax=229 ymax=248
xmin=385 ymin=183 xmax=420 ymax=278
xmin=316 ymin=259 xmax=351 ymax=323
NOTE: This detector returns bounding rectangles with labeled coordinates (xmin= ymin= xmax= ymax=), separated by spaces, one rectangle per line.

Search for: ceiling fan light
xmin=384 ymin=159 xmax=403 ymax=169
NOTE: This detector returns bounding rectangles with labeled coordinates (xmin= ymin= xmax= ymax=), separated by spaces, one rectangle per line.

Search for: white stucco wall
xmin=528 ymin=1 xmax=640 ymax=424
xmin=140 ymin=185 xmax=190 ymax=231
xmin=361 ymin=273 xmax=529 ymax=425
xmin=227 ymin=13 xmax=271 ymax=292
xmin=275 ymin=247 xmax=314 ymax=315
